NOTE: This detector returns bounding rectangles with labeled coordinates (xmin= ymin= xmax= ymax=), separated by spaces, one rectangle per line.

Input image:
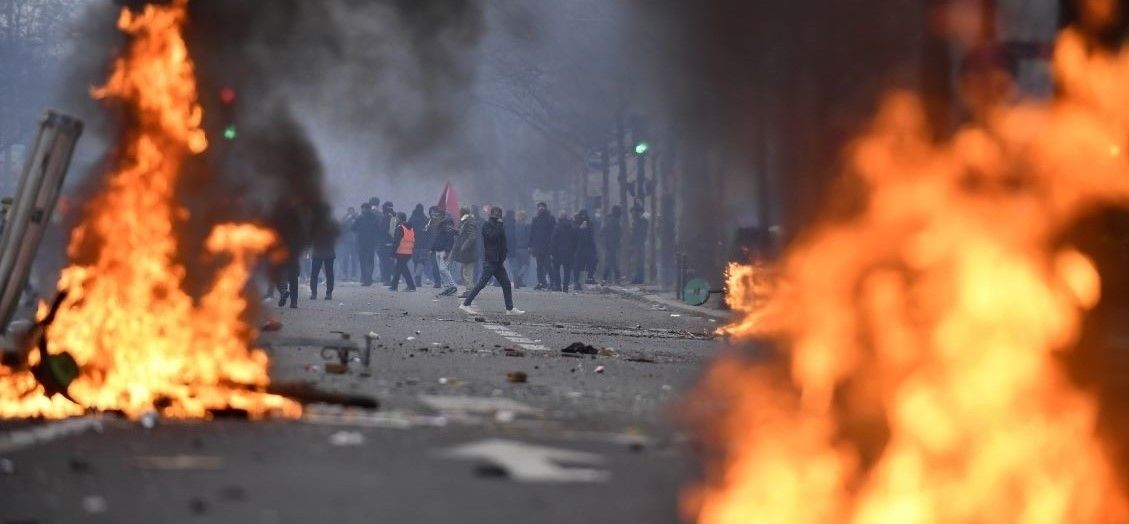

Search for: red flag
xmin=437 ymin=182 xmax=459 ymax=217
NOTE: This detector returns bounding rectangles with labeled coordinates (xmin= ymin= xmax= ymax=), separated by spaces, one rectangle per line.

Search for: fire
xmin=0 ymin=0 xmax=299 ymax=419
xmin=686 ymin=22 xmax=1129 ymax=524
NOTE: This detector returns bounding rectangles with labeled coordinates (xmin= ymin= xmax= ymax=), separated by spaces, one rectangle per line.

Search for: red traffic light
xmin=219 ymin=87 xmax=236 ymax=104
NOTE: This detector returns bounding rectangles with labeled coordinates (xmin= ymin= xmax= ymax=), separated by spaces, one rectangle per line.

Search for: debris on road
xmin=506 ymin=371 xmax=528 ymax=383
xmin=328 ymin=430 xmax=366 ymax=447
xmin=438 ymin=377 xmax=457 ymax=385
xmin=133 ymin=455 xmax=224 ymax=471
xmin=626 ymin=356 xmax=656 ymax=363
xmin=494 ymin=410 xmax=516 ymax=423
xmin=650 ymin=304 xmax=668 ymax=311
xmin=261 ymin=319 xmax=283 ymax=332
xmin=561 ymin=342 xmax=599 ymax=355
xmin=0 ymin=457 xmax=14 ymax=475
xmin=670 ymin=313 xmax=682 ymax=318
xmin=594 ymin=366 xmax=606 ymax=374
xmin=68 ymin=457 xmax=93 ymax=474
xmin=439 ymin=439 xmax=610 ymax=483
xmin=324 ymin=363 xmax=348 ymax=374
xmin=81 ymin=495 xmax=108 ymax=515
xmin=139 ymin=410 xmax=159 ymax=430
xmin=406 ymin=336 xmax=416 ymax=341
xmin=414 ymin=330 xmax=422 ymax=335
xmin=188 ymin=497 xmax=209 ymax=515
xmin=475 ymin=317 xmax=486 ymax=322
xmin=597 ymin=347 xmax=617 ymax=357
xmin=504 ymin=348 xmax=526 ymax=357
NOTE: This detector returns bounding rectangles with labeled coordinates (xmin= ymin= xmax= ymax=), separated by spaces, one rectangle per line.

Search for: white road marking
xmin=481 ymin=324 xmax=549 ymax=351
xmin=419 ymin=395 xmax=540 ymax=415
xmin=438 ymin=438 xmax=609 ymax=483
xmin=0 ymin=416 xmax=104 ymax=454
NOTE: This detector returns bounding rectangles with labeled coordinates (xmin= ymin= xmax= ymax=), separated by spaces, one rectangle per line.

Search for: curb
xmin=603 ymin=286 xmax=731 ymax=321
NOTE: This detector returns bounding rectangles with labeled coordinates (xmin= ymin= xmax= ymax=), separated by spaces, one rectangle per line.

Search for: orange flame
xmin=0 ymin=0 xmax=299 ymax=420
xmin=685 ymin=24 xmax=1129 ymax=524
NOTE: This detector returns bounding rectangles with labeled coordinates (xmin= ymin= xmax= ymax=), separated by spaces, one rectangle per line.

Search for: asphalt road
xmin=1 ymin=281 xmax=723 ymax=524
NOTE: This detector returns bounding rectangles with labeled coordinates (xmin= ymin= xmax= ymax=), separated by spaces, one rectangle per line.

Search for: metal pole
xmin=0 ymin=111 xmax=83 ymax=335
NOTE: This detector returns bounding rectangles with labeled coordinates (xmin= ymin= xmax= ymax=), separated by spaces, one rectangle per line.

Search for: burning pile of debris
xmin=0 ymin=0 xmax=300 ymax=420
xmin=685 ymin=8 xmax=1129 ymax=524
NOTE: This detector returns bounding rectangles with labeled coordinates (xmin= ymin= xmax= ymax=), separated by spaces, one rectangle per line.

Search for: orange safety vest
xmin=396 ymin=225 xmax=416 ymax=255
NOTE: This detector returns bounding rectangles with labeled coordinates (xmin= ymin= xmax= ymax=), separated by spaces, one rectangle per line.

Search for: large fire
xmin=686 ymin=17 xmax=1129 ymax=524
xmin=0 ymin=0 xmax=299 ymax=419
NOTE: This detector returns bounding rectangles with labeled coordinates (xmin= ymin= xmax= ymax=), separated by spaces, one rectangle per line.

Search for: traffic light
xmin=219 ymin=86 xmax=237 ymax=141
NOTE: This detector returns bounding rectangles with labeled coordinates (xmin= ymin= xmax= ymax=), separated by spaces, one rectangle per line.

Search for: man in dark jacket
xmin=572 ymin=210 xmax=597 ymax=291
xmin=551 ymin=212 xmax=579 ymax=292
xmin=408 ymin=204 xmax=431 ymax=287
xmin=428 ymin=206 xmax=459 ymax=296
xmin=452 ymin=208 xmax=480 ymax=297
xmin=601 ymin=205 xmax=623 ymax=284
xmin=378 ymin=201 xmax=396 ymax=285
xmin=460 ymin=206 xmax=524 ymax=315
xmin=309 ymin=203 xmax=339 ymax=300
xmin=511 ymin=209 xmax=531 ymax=288
xmin=630 ymin=204 xmax=648 ymax=284
xmin=351 ymin=203 xmax=381 ymax=286
xmin=529 ymin=202 xmax=557 ymax=290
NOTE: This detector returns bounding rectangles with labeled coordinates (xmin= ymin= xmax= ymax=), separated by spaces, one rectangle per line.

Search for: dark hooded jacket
xmin=530 ymin=208 xmax=556 ymax=255
xmin=409 ymin=205 xmax=430 ymax=260
xmin=481 ymin=216 xmax=508 ymax=264
xmin=453 ymin=215 xmax=480 ymax=263
xmin=574 ymin=211 xmax=597 ymax=265
xmin=551 ymin=217 xmax=578 ymax=263
xmin=428 ymin=213 xmax=457 ymax=253
xmin=351 ymin=208 xmax=381 ymax=249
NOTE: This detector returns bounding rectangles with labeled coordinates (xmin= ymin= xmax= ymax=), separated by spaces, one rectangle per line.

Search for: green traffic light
xmin=223 ymin=125 xmax=237 ymax=140
xmin=634 ymin=142 xmax=649 ymax=155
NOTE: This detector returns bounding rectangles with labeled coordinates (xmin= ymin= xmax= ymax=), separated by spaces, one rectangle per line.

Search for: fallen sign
xmin=437 ymin=438 xmax=610 ymax=483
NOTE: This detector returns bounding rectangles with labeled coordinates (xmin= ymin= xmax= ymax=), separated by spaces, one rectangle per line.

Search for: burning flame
xmin=685 ymin=22 xmax=1129 ymax=524
xmin=0 ymin=0 xmax=299 ymax=419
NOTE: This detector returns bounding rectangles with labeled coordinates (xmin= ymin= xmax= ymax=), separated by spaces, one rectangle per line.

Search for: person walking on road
xmin=389 ymin=212 xmax=417 ymax=292
xmin=309 ymin=204 xmax=339 ymax=300
xmin=351 ymin=203 xmax=380 ymax=286
xmin=530 ymin=202 xmax=556 ymax=290
xmin=601 ymin=205 xmax=623 ymax=284
xmin=460 ymin=206 xmax=524 ymax=316
xmin=572 ymin=210 xmax=597 ymax=291
xmin=428 ymin=206 xmax=459 ymax=296
xmin=551 ymin=211 xmax=578 ymax=292
xmin=452 ymin=207 xmax=480 ymax=297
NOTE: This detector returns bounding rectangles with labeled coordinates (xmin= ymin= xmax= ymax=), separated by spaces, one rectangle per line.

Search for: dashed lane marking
xmin=482 ymin=324 xmax=549 ymax=351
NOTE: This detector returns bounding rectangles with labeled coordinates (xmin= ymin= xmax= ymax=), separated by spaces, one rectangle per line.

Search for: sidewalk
xmin=603 ymin=284 xmax=731 ymax=321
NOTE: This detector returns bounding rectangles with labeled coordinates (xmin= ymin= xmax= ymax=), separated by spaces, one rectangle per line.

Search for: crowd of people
xmin=270 ymin=196 xmax=652 ymax=314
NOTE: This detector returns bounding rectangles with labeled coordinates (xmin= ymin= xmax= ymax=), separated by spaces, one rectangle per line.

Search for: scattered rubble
xmin=504 ymin=348 xmax=526 ymax=357
xmin=506 ymin=371 xmax=528 ymax=384
xmin=324 ymin=363 xmax=348 ymax=375
xmin=328 ymin=431 xmax=366 ymax=447
xmin=260 ymin=319 xmax=283 ymax=332
xmin=133 ymin=455 xmax=224 ymax=471
xmin=594 ymin=366 xmax=606 ymax=374
xmin=561 ymin=342 xmax=599 ymax=355
xmin=81 ymin=495 xmax=108 ymax=515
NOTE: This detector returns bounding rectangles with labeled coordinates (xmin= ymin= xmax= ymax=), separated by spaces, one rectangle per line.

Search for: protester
xmin=573 ymin=210 xmax=597 ymax=291
xmin=309 ymin=204 xmax=339 ymax=300
xmin=409 ymin=204 xmax=431 ymax=287
xmin=530 ymin=201 xmax=557 ymax=290
xmin=460 ymin=206 xmax=524 ymax=315
xmin=272 ymin=200 xmax=308 ymax=309
xmin=630 ymin=204 xmax=648 ymax=284
xmin=351 ymin=203 xmax=380 ymax=286
xmin=511 ymin=209 xmax=531 ymax=288
xmin=427 ymin=206 xmax=459 ymax=296
xmin=452 ymin=207 xmax=480 ymax=297
xmin=601 ymin=205 xmax=623 ymax=284
xmin=389 ymin=211 xmax=417 ymax=292
xmin=378 ymin=201 xmax=397 ymax=285
xmin=339 ymin=206 xmax=359 ymax=282
xmin=551 ymin=211 xmax=578 ymax=292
